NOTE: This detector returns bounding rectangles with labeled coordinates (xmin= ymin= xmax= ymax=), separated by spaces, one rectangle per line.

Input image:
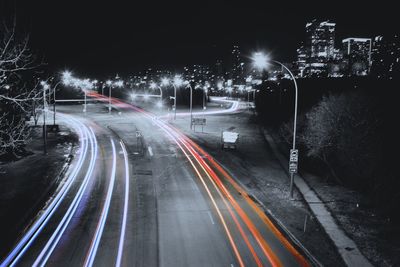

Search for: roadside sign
xmin=289 ymin=162 xmax=298 ymax=173
xmin=192 ymin=118 xmax=206 ymax=126
xmin=289 ymin=149 xmax=299 ymax=173
xmin=135 ymin=130 xmax=141 ymax=138
xmin=192 ymin=117 xmax=206 ymax=132
xmin=290 ymin=149 xmax=298 ymax=162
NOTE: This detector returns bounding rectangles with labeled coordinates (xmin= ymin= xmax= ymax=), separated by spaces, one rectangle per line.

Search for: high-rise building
xmin=296 ymin=43 xmax=309 ymax=77
xmin=342 ymin=38 xmax=372 ymax=76
xmin=231 ymin=45 xmax=244 ymax=84
xmin=371 ymin=35 xmax=400 ymax=79
xmin=297 ymin=20 xmax=336 ymax=77
xmin=215 ymin=60 xmax=224 ymax=77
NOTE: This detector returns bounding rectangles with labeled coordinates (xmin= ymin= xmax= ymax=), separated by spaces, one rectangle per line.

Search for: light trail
xmin=161 ymin=125 xmax=263 ymax=266
xmin=88 ymin=92 xmax=310 ymax=266
xmin=158 ymin=97 xmax=240 ymax=117
xmin=83 ymin=139 xmax=117 ymax=267
xmin=178 ymin=134 xmax=282 ymax=267
xmin=183 ymin=136 xmax=310 ymax=267
xmin=116 ymin=141 xmax=130 ymax=267
xmin=33 ymin=126 xmax=98 ymax=267
xmin=0 ymin=113 xmax=91 ymax=267
xmin=159 ymin=124 xmax=245 ymax=267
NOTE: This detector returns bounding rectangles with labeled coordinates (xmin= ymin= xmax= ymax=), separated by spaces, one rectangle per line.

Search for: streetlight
xmin=150 ymin=81 xmax=163 ymax=103
xmin=61 ymin=71 xmax=91 ymax=114
xmin=185 ymin=81 xmax=194 ymax=129
xmin=40 ymin=81 xmax=50 ymax=154
xmin=107 ymin=79 xmax=123 ymax=113
xmin=106 ymin=80 xmax=113 ymax=113
xmin=203 ymin=82 xmax=210 ymax=111
xmin=252 ymin=51 xmax=299 ymax=198
xmin=172 ymin=75 xmax=184 ymax=120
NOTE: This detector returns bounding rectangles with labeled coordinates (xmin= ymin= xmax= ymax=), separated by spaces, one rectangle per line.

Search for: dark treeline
xmin=255 ymin=76 xmax=400 ymax=221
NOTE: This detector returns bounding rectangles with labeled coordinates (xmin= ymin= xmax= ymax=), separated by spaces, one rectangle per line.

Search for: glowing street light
xmin=161 ymin=77 xmax=169 ymax=87
xmin=114 ymin=80 xmax=124 ymax=88
xmin=60 ymin=71 xmax=91 ymax=113
xmin=173 ymin=76 xmax=184 ymax=87
xmin=171 ymin=75 xmax=184 ymax=119
xmin=150 ymin=82 xmax=157 ymax=89
xmin=203 ymin=82 xmax=210 ymax=110
xmin=251 ymin=52 xmax=269 ymax=71
xmin=251 ymin=51 xmax=299 ymax=198
xmin=217 ymin=81 xmax=224 ymax=90
xmin=149 ymin=81 xmax=163 ymax=108
xmin=61 ymin=71 xmax=73 ymax=85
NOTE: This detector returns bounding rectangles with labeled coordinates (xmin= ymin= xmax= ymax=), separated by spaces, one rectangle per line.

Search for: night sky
xmin=1 ymin=0 xmax=397 ymax=77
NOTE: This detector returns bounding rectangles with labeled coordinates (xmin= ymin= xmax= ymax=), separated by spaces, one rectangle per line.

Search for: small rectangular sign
xmin=290 ymin=149 xmax=299 ymax=163
xmin=192 ymin=118 xmax=206 ymax=125
xmin=289 ymin=162 xmax=298 ymax=174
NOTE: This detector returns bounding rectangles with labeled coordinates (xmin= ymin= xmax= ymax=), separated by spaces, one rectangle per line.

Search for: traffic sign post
xmin=191 ymin=117 xmax=206 ymax=132
xmin=289 ymin=149 xmax=299 ymax=198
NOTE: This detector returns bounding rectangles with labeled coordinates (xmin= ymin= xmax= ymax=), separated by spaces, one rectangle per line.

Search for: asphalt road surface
xmin=1 ymin=94 xmax=311 ymax=267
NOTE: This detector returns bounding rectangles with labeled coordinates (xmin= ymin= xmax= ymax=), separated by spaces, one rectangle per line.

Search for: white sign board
xmin=222 ymin=131 xmax=239 ymax=144
xmin=289 ymin=149 xmax=299 ymax=173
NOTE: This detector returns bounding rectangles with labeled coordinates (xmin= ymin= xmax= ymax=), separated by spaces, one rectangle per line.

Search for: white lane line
xmin=148 ymin=146 xmax=153 ymax=157
xmin=207 ymin=211 xmax=215 ymax=225
xmin=33 ymin=126 xmax=98 ymax=267
xmin=116 ymin=141 xmax=130 ymax=267
xmin=2 ymin=114 xmax=89 ymax=267
xmin=84 ymin=138 xmax=117 ymax=267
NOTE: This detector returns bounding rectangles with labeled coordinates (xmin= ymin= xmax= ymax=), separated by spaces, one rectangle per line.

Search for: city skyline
xmin=1 ymin=0 xmax=398 ymax=77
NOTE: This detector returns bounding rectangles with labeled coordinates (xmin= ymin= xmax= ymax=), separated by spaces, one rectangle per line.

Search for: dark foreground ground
xmin=0 ymin=125 xmax=76 ymax=259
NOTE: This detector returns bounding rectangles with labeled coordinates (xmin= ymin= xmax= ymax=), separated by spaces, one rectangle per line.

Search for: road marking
xmin=207 ymin=211 xmax=215 ymax=225
xmin=148 ymin=146 xmax=153 ymax=157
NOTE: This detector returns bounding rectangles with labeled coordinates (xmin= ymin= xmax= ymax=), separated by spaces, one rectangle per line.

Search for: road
xmin=1 ymin=94 xmax=311 ymax=267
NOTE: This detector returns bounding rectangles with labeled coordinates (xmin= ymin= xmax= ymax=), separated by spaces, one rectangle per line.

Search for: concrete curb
xmin=261 ymin=128 xmax=373 ymax=267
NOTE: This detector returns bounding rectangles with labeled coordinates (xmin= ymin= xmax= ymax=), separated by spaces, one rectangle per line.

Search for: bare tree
xmin=1 ymin=21 xmax=40 ymax=158
xmin=294 ymin=91 xmax=380 ymax=186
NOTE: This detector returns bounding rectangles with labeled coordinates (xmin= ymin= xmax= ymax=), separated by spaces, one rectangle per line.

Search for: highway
xmin=1 ymin=94 xmax=311 ymax=267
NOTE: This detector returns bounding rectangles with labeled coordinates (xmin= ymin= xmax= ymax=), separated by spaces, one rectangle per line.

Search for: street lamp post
xmin=173 ymin=84 xmax=177 ymax=119
xmin=41 ymin=81 xmax=49 ymax=154
xmin=109 ymin=85 xmax=112 ymax=113
xmin=52 ymin=81 xmax=62 ymax=125
xmin=172 ymin=76 xmax=183 ymax=120
xmin=106 ymin=80 xmax=112 ymax=114
xmin=273 ymin=60 xmax=298 ymax=198
xmin=187 ymin=83 xmax=193 ymax=129
xmin=150 ymin=81 xmax=163 ymax=110
xmin=252 ymin=52 xmax=299 ymax=198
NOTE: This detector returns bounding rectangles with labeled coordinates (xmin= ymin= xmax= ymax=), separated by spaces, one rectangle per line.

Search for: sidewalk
xmin=262 ymin=129 xmax=373 ymax=267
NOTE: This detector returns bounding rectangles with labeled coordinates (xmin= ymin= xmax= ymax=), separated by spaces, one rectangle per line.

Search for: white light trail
xmin=84 ymin=139 xmax=117 ymax=267
xmin=1 ymin=113 xmax=91 ymax=267
xmin=33 ymin=126 xmax=98 ymax=267
xmin=116 ymin=141 xmax=130 ymax=267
